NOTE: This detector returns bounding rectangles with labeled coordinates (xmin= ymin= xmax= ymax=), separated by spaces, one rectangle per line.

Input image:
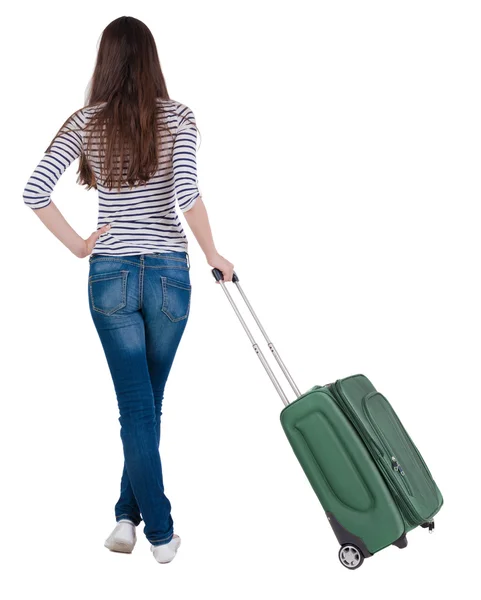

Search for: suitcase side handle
xmin=211 ymin=268 xmax=301 ymax=406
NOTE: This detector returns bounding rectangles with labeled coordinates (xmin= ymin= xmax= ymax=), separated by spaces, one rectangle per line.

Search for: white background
xmin=2 ymin=0 xmax=480 ymax=597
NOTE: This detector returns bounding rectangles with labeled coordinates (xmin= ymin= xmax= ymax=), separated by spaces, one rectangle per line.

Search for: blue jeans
xmin=87 ymin=251 xmax=191 ymax=546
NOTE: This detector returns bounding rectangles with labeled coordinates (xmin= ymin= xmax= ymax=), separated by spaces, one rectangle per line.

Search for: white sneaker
xmin=104 ymin=519 xmax=137 ymax=553
xmin=150 ymin=534 xmax=181 ymax=563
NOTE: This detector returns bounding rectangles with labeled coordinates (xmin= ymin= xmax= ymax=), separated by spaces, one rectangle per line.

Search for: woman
xmin=22 ymin=16 xmax=234 ymax=565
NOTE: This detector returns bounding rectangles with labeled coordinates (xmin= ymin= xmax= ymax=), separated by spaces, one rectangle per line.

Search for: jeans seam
xmin=146 ymin=255 xmax=187 ymax=262
xmin=145 ymin=265 xmax=188 ymax=270
xmin=89 ymin=257 xmax=142 ymax=267
xmin=139 ymin=259 xmax=144 ymax=310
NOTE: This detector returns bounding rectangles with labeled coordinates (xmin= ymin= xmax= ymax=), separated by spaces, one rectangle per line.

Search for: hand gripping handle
xmin=212 ymin=268 xmax=239 ymax=283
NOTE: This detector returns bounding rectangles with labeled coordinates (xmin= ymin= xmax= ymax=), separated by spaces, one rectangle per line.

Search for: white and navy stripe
xmin=23 ymin=98 xmax=202 ymax=256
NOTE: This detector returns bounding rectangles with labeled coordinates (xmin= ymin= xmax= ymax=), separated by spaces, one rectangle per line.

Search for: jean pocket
xmin=161 ymin=276 xmax=191 ymax=322
xmin=89 ymin=270 xmax=129 ymax=315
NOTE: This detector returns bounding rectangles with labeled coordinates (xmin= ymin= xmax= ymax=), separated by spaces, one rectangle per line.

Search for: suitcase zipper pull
xmin=391 ymin=456 xmax=406 ymax=476
xmin=421 ymin=520 xmax=435 ymax=533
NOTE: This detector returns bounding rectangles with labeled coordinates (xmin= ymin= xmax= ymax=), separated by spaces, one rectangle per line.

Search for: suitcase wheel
xmin=338 ymin=544 xmax=364 ymax=570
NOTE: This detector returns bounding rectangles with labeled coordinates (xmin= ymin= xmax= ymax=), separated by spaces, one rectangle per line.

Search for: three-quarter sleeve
xmin=23 ymin=110 xmax=84 ymax=210
xmin=172 ymin=105 xmax=202 ymax=212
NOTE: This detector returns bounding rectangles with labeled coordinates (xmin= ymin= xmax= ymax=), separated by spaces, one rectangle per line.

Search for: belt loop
xmin=186 ymin=252 xmax=190 ymax=269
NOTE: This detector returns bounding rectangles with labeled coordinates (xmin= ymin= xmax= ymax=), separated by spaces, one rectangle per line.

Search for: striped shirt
xmin=23 ymin=98 xmax=202 ymax=256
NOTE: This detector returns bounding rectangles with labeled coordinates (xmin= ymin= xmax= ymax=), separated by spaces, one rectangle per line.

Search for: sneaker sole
xmin=104 ymin=539 xmax=136 ymax=553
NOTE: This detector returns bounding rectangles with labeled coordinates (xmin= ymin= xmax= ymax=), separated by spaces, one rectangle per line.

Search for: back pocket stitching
xmin=161 ymin=276 xmax=191 ymax=322
xmin=89 ymin=271 xmax=128 ymax=316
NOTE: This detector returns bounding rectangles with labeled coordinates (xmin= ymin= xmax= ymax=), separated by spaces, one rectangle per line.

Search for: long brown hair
xmin=45 ymin=16 xmax=199 ymax=191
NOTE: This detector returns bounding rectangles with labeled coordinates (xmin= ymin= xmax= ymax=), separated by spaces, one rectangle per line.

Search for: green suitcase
xmin=212 ymin=269 xmax=443 ymax=570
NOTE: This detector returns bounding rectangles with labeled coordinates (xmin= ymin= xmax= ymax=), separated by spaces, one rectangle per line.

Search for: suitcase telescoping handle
xmin=211 ymin=268 xmax=301 ymax=406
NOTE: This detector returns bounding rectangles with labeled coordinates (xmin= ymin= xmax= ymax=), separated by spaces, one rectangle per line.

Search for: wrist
xmin=73 ymin=239 xmax=88 ymax=259
xmin=205 ymin=249 xmax=219 ymax=262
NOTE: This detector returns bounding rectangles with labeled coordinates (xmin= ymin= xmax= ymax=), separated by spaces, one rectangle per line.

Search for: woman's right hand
xmin=206 ymin=252 xmax=235 ymax=282
xmin=77 ymin=223 xmax=111 ymax=258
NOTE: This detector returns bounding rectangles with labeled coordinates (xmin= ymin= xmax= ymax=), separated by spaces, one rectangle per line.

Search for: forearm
xmin=29 ymin=202 xmax=85 ymax=257
xmin=183 ymin=196 xmax=218 ymax=259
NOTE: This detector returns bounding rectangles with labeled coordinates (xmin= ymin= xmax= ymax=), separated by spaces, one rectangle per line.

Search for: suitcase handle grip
xmin=211 ymin=267 xmax=301 ymax=406
xmin=211 ymin=267 xmax=239 ymax=283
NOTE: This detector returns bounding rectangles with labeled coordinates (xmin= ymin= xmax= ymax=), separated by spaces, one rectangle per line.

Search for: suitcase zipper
xmin=392 ymin=414 xmax=438 ymax=497
xmin=363 ymin=410 xmax=415 ymax=498
xmin=361 ymin=407 xmax=415 ymax=498
xmin=330 ymin=382 xmax=423 ymax=525
xmin=362 ymin=392 xmax=439 ymax=499
xmin=390 ymin=456 xmax=414 ymax=497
